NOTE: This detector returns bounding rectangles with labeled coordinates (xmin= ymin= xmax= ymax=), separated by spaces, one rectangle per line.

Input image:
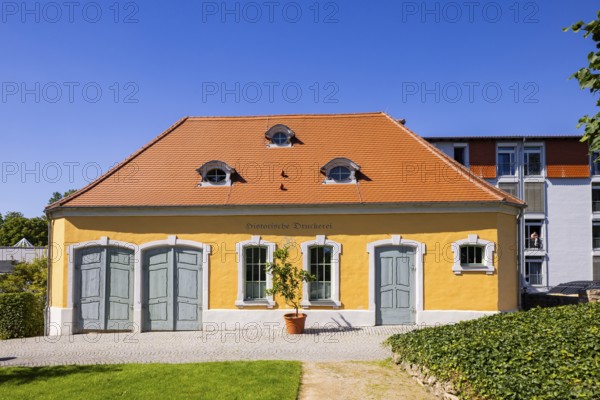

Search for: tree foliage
xmin=48 ymin=189 xmax=77 ymax=205
xmin=0 ymin=257 xmax=48 ymax=298
xmin=565 ymin=11 xmax=600 ymax=150
xmin=0 ymin=212 xmax=47 ymax=246
xmin=265 ymin=246 xmax=315 ymax=316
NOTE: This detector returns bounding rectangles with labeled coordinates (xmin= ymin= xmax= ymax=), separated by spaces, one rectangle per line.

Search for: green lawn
xmin=0 ymin=361 xmax=302 ymax=400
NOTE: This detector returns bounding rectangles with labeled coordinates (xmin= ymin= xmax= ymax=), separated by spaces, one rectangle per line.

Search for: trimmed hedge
xmin=386 ymin=304 xmax=600 ymax=399
xmin=0 ymin=292 xmax=44 ymax=339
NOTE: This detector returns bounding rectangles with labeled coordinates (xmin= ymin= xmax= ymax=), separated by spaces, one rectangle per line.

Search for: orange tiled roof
xmin=47 ymin=112 xmax=524 ymax=209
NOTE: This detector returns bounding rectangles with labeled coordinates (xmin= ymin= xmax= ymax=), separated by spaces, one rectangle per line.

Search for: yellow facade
xmin=50 ymin=211 xmax=518 ymax=313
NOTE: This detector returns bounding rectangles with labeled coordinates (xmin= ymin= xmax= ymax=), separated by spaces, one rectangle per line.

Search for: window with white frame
xmin=591 ymin=151 xmax=600 ymax=176
xmin=197 ymin=160 xmax=234 ymax=187
xmin=265 ymin=124 xmax=295 ymax=147
xmin=497 ymin=146 xmax=516 ymax=176
xmin=524 ymin=146 xmax=543 ymax=176
xmin=235 ymin=237 xmax=275 ymax=308
xmin=592 ymin=184 xmax=600 ymax=213
xmin=460 ymin=245 xmax=483 ymax=266
xmin=498 ymin=182 xmax=518 ymax=198
xmin=451 ymin=234 xmax=495 ymax=275
xmin=321 ymin=158 xmax=360 ymax=184
xmin=309 ymin=246 xmax=332 ymax=300
xmin=593 ymin=224 xmax=600 ymax=250
xmin=300 ymin=236 xmax=341 ymax=308
xmin=524 ymin=182 xmax=545 ymax=213
xmin=525 ymin=220 xmax=543 ymax=250
xmin=525 ymin=257 xmax=544 ymax=286
xmin=244 ymin=246 xmax=268 ymax=300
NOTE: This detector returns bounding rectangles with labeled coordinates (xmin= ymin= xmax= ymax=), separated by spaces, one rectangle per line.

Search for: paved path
xmin=0 ymin=326 xmax=415 ymax=367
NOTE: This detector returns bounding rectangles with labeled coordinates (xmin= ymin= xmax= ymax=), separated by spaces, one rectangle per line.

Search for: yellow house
xmin=45 ymin=112 xmax=523 ymax=332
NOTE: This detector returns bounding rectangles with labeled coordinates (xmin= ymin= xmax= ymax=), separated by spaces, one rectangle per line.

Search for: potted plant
xmin=265 ymin=246 xmax=316 ymax=334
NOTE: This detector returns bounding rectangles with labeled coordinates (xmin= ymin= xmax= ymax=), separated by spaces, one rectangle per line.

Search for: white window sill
xmin=235 ymin=299 xmax=275 ymax=309
xmin=452 ymin=265 xmax=495 ymax=275
xmin=301 ymin=299 xmax=341 ymax=309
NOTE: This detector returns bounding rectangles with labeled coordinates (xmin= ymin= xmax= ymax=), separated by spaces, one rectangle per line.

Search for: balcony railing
xmin=525 ymin=238 xmax=543 ymax=250
xmin=497 ymin=162 xmax=515 ymax=176
xmin=593 ymin=201 xmax=600 ymax=213
xmin=594 ymin=238 xmax=600 ymax=250
xmin=526 ymin=273 xmax=543 ymax=286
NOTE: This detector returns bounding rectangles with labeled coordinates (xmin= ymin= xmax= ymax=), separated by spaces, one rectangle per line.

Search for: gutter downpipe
xmin=518 ymin=138 xmax=526 ymax=309
xmin=45 ymin=210 xmax=52 ymax=336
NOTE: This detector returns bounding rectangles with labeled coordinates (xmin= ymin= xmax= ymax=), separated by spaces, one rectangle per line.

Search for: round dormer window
xmin=328 ymin=166 xmax=351 ymax=182
xmin=205 ymin=168 xmax=227 ymax=183
xmin=271 ymin=132 xmax=289 ymax=146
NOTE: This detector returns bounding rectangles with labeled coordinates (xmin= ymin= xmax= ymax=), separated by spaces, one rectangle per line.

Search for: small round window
xmin=205 ymin=168 xmax=227 ymax=183
xmin=329 ymin=166 xmax=351 ymax=182
xmin=271 ymin=132 xmax=289 ymax=146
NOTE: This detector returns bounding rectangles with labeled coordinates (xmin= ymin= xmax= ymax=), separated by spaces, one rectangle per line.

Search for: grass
xmin=0 ymin=361 xmax=302 ymax=400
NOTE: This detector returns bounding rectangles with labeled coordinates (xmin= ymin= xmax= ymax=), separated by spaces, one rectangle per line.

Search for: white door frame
xmin=366 ymin=235 xmax=425 ymax=325
xmin=137 ymin=236 xmax=211 ymax=331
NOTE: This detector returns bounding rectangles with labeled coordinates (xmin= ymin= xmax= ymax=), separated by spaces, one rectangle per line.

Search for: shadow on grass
xmin=0 ymin=365 xmax=120 ymax=385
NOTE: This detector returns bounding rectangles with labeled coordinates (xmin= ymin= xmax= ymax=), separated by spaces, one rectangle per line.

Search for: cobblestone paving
xmin=0 ymin=325 xmax=416 ymax=367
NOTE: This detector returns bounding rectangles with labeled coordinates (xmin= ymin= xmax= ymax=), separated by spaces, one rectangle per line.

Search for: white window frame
xmin=591 ymin=151 xmax=600 ymax=177
xmin=300 ymin=235 xmax=341 ymax=308
xmin=496 ymin=144 xmax=517 ymax=178
xmin=523 ymin=144 xmax=544 ymax=178
xmin=592 ymin=183 xmax=600 ymax=214
xmin=321 ymin=158 xmax=360 ymax=185
xmin=593 ymin=223 xmax=600 ymax=252
xmin=498 ymin=181 xmax=519 ymax=198
xmin=451 ymin=234 xmax=495 ymax=275
xmin=235 ymin=236 xmax=276 ymax=308
xmin=453 ymin=143 xmax=469 ymax=167
xmin=524 ymin=256 xmax=545 ymax=287
xmin=197 ymin=160 xmax=234 ymax=187
xmin=524 ymin=219 xmax=545 ymax=254
xmin=265 ymin=124 xmax=295 ymax=148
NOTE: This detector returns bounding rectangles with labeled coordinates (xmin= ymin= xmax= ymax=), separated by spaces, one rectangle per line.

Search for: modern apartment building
xmin=427 ymin=134 xmax=599 ymax=292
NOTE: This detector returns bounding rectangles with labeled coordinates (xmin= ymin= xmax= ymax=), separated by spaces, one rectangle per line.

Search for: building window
xmin=205 ymin=168 xmax=227 ymax=183
xmin=244 ymin=246 xmax=267 ymax=300
xmin=197 ymin=160 xmax=234 ymax=187
xmin=321 ymin=158 xmax=360 ymax=185
xmin=593 ymin=184 xmax=600 ymax=213
xmin=498 ymin=182 xmax=518 ymax=198
xmin=460 ymin=245 xmax=483 ymax=266
xmin=328 ymin=166 xmax=351 ymax=183
xmin=265 ymin=124 xmax=295 ymax=147
xmin=525 ymin=220 xmax=543 ymax=250
xmin=453 ymin=144 xmax=468 ymax=166
xmin=309 ymin=246 xmax=332 ymax=300
xmin=591 ymin=152 xmax=600 ymax=176
xmin=300 ymin=236 xmax=341 ymax=308
xmin=594 ymin=256 xmax=600 ymax=281
xmin=524 ymin=146 xmax=543 ymax=176
xmin=525 ymin=257 xmax=544 ymax=286
xmin=524 ymin=182 xmax=545 ymax=213
xmin=497 ymin=146 xmax=516 ymax=176
xmin=593 ymin=224 xmax=600 ymax=250
xmin=235 ymin=236 xmax=275 ymax=308
xmin=451 ymin=234 xmax=495 ymax=275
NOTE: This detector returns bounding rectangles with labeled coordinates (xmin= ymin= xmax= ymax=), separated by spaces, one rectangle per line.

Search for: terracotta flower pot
xmin=283 ymin=313 xmax=307 ymax=334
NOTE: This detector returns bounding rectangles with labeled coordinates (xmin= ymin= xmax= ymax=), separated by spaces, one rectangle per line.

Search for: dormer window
xmin=265 ymin=124 xmax=295 ymax=147
xmin=197 ymin=160 xmax=234 ymax=187
xmin=321 ymin=158 xmax=360 ymax=184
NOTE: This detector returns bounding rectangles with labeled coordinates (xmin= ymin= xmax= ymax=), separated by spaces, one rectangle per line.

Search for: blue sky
xmin=0 ymin=0 xmax=598 ymax=217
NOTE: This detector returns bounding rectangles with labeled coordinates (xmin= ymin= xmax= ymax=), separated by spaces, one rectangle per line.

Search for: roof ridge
xmin=186 ymin=112 xmax=386 ymax=120
xmin=46 ymin=117 xmax=190 ymax=210
xmin=382 ymin=113 xmax=525 ymax=206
